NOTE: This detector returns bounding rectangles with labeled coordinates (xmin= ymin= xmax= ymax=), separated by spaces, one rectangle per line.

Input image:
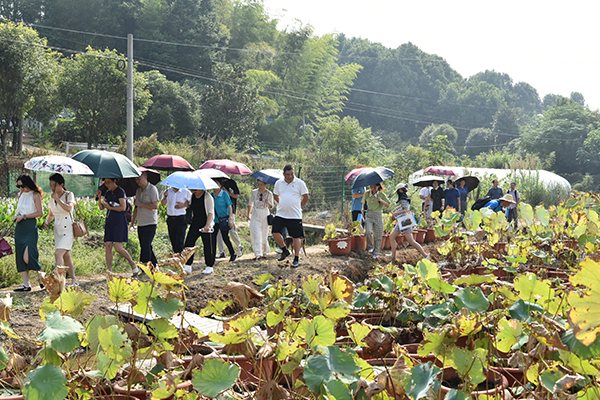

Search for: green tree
xmin=199 ymin=63 xmax=264 ymax=147
xmin=0 ymin=21 xmax=60 ymax=157
xmin=419 ymin=123 xmax=457 ymax=147
xmin=136 ymin=70 xmax=202 ymax=141
xmin=520 ymin=97 xmax=600 ymax=174
xmin=318 ymin=115 xmax=380 ymax=159
xmin=577 ymin=128 xmax=600 ymax=174
xmin=58 ymin=47 xmax=151 ymax=148
xmin=464 ymin=128 xmax=496 ymax=156
xmin=426 ymin=135 xmax=455 ymax=166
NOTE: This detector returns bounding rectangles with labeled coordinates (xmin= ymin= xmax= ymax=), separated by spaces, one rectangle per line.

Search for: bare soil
xmin=1 ymin=242 xmax=440 ymax=343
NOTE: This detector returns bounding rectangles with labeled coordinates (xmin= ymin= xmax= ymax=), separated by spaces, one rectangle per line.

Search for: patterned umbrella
xmin=25 ymin=155 xmax=94 ymax=175
xmin=250 ymin=169 xmax=284 ymax=185
xmin=160 ymin=171 xmax=219 ymax=190
xmin=199 ymin=159 xmax=252 ymax=175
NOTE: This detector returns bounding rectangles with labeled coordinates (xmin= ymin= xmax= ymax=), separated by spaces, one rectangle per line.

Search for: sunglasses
xmin=259 ymin=193 xmax=263 ymax=201
xmin=16 ymin=184 xmax=24 ymax=189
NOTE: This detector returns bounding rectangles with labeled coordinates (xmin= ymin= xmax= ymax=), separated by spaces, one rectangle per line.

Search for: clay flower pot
xmin=327 ymin=237 xmax=352 ymax=256
xmin=381 ymin=234 xmax=391 ymax=250
xmin=113 ymin=381 xmax=192 ymax=400
xmin=425 ymin=228 xmax=436 ymax=243
xmin=438 ymin=367 xmax=508 ymax=399
xmin=353 ymin=234 xmax=367 ymax=251
xmin=413 ymin=229 xmax=426 ymax=244
xmin=395 ymin=235 xmax=404 ymax=245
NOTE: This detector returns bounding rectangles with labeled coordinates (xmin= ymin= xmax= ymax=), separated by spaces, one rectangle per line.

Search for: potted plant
xmin=324 ymin=223 xmax=351 ymax=256
xmin=349 ymin=221 xmax=367 ymax=251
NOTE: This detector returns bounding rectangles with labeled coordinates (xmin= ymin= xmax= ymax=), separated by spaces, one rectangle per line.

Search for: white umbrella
xmin=25 ymin=155 xmax=94 ymax=175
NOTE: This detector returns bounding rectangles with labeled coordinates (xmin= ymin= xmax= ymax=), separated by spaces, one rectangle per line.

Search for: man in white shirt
xmin=419 ymin=186 xmax=432 ymax=218
xmin=161 ymin=187 xmax=192 ymax=254
xmin=273 ymin=164 xmax=309 ymax=268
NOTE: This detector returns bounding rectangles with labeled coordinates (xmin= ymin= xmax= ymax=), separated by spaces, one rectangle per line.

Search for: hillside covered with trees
xmin=1 ymin=0 xmax=599 ymax=190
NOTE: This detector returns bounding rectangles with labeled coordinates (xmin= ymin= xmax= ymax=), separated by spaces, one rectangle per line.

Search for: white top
xmin=250 ymin=189 xmax=273 ymax=215
xmin=164 ymin=188 xmax=192 ymax=217
xmin=16 ymin=191 xmax=38 ymax=216
xmin=506 ymin=189 xmax=520 ymax=210
xmin=419 ymin=187 xmax=431 ymax=205
xmin=274 ymin=177 xmax=309 ymax=219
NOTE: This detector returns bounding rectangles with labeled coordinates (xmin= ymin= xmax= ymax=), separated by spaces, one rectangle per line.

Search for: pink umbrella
xmin=142 ymin=155 xmax=194 ymax=171
xmin=423 ymin=166 xmax=460 ymax=176
xmin=344 ymin=167 xmax=370 ymax=182
xmin=199 ymin=159 xmax=252 ymax=175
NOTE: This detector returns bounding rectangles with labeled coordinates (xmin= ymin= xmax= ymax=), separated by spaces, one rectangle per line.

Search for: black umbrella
xmin=411 ymin=175 xmax=446 ymax=187
xmin=99 ymin=168 xmax=161 ymax=197
xmin=455 ymin=176 xmax=480 ymax=192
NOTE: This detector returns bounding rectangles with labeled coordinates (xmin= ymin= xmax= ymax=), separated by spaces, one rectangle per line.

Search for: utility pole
xmin=126 ymin=33 xmax=134 ymax=160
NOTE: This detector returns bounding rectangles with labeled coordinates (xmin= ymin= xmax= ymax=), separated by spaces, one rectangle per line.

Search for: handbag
xmin=395 ymin=211 xmax=416 ymax=231
xmin=0 ymin=238 xmax=12 ymax=258
xmin=72 ymin=198 xmax=88 ymax=238
xmin=267 ymin=214 xmax=274 ymax=226
xmin=218 ymin=216 xmax=230 ymax=233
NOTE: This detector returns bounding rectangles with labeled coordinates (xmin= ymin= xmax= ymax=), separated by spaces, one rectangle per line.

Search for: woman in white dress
xmin=44 ymin=174 xmax=78 ymax=286
xmin=248 ymin=180 xmax=273 ymax=260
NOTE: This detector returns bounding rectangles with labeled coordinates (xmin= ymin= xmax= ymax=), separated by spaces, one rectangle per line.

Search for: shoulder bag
xmin=72 ymin=195 xmax=88 ymax=238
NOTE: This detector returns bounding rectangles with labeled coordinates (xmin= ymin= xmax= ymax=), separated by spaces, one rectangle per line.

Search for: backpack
xmin=471 ymin=196 xmax=492 ymax=211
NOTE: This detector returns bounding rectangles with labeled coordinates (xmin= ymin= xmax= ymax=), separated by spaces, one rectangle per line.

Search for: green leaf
xmin=568 ymin=259 xmax=600 ymax=345
xmin=0 ymin=347 xmax=9 ymax=370
xmin=373 ymin=275 xmax=394 ymax=293
xmin=97 ymin=325 xmax=132 ymax=363
xmin=253 ymin=273 xmax=273 ymax=287
xmin=107 ymin=277 xmax=138 ymax=303
xmin=417 ymin=259 xmax=440 ymax=281
xmin=38 ymin=312 xmax=84 ymax=353
xmin=453 ymin=287 xmax=490 ymax=313
xmin=536 ymin=206 xmax=550 ymax=227
xmin=348 ymin=323 xmax=371 ymax=347
xmin=427 ymin=278 xmax=456 ymax=294
xmin=323 ymin=300 xmax=351 ymax=320
xmin=450 ymin=347 xmax=486 ymax=385
xmin=520 ymin=203 xmax=534 ymax=226
xmin=305 ymin=315 xmax=336 ymax=348
xmin=266 ymin=299 xmax=291 ymax=328
xmin=405 ymin=362 xmax=441 ymax=400
xmin=151 ymin=297 xmax=184 ymax=319
xmin=81 ymin=315 xmax=118 ymax=350
xmin=558 ymin=350 xmax=599 ymax=375
xmin=304 ymin=346 xmax=360 ymax=392
xmin=325 ymin=379 xmax=353 ymax=400
xmin=192 ymin=358 xmax=239 ymax=397
xmin=443 ymin=389 xmax=470 ymax=400
xmin=562 ymin=329 xmax=600 ymax=359
xmin=133 ymin=281 xmax=156 ymax=315
xmin=23 ymin=364 xmax=69 ymax=400
xmin=39 ymin=346 xmax=62 ymax=366
xmin=353 ymin=292 xmax=378 ymax=309
xmin=199 ymin=299 xmax=234 ymax=317
xmin=495 ymin=319 xmax=524 ymax=353
xmin=509 ymin=299 xmax=544 ymax=321
xmin=514 ymin=273 xmax=554 ymax=306
xmin=453 ymin=274 xmax=496 ymax=286
xmin=54 ymin=289 xmax=95 ymax=318
xmin=148 ymin=319 xmax=179 ymax=339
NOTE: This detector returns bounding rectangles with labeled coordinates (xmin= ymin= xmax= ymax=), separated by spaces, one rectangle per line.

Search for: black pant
xmin=167 ymin=215 xmax=187 ymax=254
xmin=184 ymin=225 xmax=216 ymax=267
xmin=138 ymin=224 xmax=157 ymax=266
xmin=214 ymin=222 xmax=235 ymax=257
xmin=507 ymin=208 xmax=518 ymax=228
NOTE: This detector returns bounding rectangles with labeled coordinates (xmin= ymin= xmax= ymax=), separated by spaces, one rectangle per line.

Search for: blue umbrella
xmin=351 ymin=167 xmax=395 ymax=189
xmin=160 ymin=171 xmax=219 ymax=190
xmin=250 ymin=169 xmax=284 ymax=185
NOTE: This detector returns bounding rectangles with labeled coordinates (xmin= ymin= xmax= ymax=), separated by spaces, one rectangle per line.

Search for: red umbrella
xmin=142 ymin=155 xmax=194 ymax=171
xmin=423 ymin=166 xmax=461 ymax=176
xmin=344 ymin=167 xmax=369 ymax=182
xmin=199 ymin=159 xmax=252 ymax=175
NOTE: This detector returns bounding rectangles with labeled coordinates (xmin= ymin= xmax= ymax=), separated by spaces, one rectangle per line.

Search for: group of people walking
xmin=12 ymin=164 xmax=311 ymax=290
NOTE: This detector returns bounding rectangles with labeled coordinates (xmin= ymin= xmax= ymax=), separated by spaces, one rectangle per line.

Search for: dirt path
xmin=1 ymin=242 xmax=439 ymax=342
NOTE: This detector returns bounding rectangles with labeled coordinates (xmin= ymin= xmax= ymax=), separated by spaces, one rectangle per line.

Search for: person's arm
xmin=54 ymin=192 xmax=74 ymax=213
xmin=377 ymin=192 xmax=390 ymax=208
xmin=134 ymin=188 xmax=159 ymax=210
xmin=203 ymin=194 xmax=214 ymax=232
xmin=301 ymin=193 xmax=309 ymax=207
xmin=227 ymin=205 xmax=234 ymax=228
xmin=30 ymin=192 xmax=44 ymax=219
xmin=273 ymin=194 xmax=279 ymax=204
xmin=352 ymin=192 xmax=364 ymax=199
xmin=45 ymin=207 xmax=55 ymax=228
xmin=130 ymin=206 xmax=138 ymax=227
xmin=266 ymin=191 xmax=273 ymax=208
xmin=161 ymin=190 xmax=168 ymax=207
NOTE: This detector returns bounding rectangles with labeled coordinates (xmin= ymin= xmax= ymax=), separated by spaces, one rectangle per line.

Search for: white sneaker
xmin=237 ymin=245 xmax=244 ymax=257
xmin=183 ymin=265 xmax=192 ymax=274
xmin=368 ymin=247 xmax=374 ymax=253
xmin=216 ymin=251 xmax=225 ymax=259
xmin=202 ymin=267 xmax=214 ymax=274
xmin=426 ymin=254 xmax=431 ymax=261
xmin=275 ymin=248 xmax=283 ymax=254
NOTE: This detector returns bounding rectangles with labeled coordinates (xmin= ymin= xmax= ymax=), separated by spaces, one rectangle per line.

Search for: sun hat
xmin=499 ymin=194 xmax=516 ymax=204
xmin=396 ymin=183 xmax=408 ymax=190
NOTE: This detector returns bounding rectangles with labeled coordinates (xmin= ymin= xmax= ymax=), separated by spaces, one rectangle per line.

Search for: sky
xmin=262 ymin=0 xmax=600 ymax=111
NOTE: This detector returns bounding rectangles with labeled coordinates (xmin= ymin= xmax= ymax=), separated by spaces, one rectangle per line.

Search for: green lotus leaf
xmin=568 ymin=259 xmax=600 ymax=346
xmin=54 ymin=289 xmax=95 ymax=319
xmin=325 ymin=379 xmax=353 ymax=400
xmin=305 ymin=315 xmax=336 ymax=348
xmin=449 ymin=347 xmax=486 ymax=385
xmin=38 ymin=312 xmax=84 ymax=353
xmin=323 ymin=300 xmax=351 ymax=320
xmin=304 ymin=346 xmax=360 ymax=392
xmin=353 ymin=291 xmax=378 ymax=309
xmin=558 ymin=350 xmax=599 ymax=375
xmin=561 ymin=329 xmax=600 ymax=359
xmin=508 ymin=299 xmax=544 ymax=321
xmin=373 ymin=274 xmax=394 ymax=293
xmin=97 ymin=325 xmax=132 ymax=362
xmin=0 ymin=347 xmax=8 ymax=370
xmin=454 ymin=287 xmax=489 ymax=313
xmin=443 ymin=389 xmax=470 ymax=400
xmin=453 ymin=274 xmax=495 ymax=286
xmin=81 ymin=315 xmax=118 ymax=350
xmin=519 ymin=203 xmax=534 ymax=226
xmin=405 ymin=362 xmax=441 ymax=400
xmin=427 ymin=278 xmax=456 ymax=294
xmin=148 ymin=318 xmax=178 ymax=339
xmin=192 ymin=358 xmax=240 ymax=397
xmin=266 ymin=299 xmax=291 ymax=327
xmin=133 ymin=281 xmax=156 ymax=315
xmin=348 ymin=323 xmax=371 ymax=347
xmin=23 ymin=364 xmax=69 ymax=400
xmin=417 ymin=259 xmax=440 ymax=281
xmin=514 ymin=273 xmax=554 ymax=306
xmin=107 ymin=277 xmax=138 ymax=303
xmin=536 ymin=205 xmax=550 ymax=227
xmin=495 ymin=318 xmax=523 ymax=353
xmin=151 ymin=297 xmax=184 ymax=319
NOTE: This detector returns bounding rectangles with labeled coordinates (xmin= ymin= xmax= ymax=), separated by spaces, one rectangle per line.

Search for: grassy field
xmin=0 ymin=220 xmax=256 ymax=288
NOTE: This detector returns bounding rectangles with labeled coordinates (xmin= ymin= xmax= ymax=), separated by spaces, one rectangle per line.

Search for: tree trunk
xmin=17 ymin=118 xmax=23 ymax=153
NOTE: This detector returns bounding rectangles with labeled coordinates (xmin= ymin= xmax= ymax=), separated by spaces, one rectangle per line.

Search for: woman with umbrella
xmin=96 ymin=179 xmax=138 ymax=275
xmin=389 ymin=183 xmax=430 ymax=261
xmin=13 ymin=174 xmax=44 ymax=292
xmin=362 ymin=183 xmax=390 ymax=259
xmin=44 ymin=174 xmax=79 ymax=287
xmin=248 ymin=178 xmax=273 ymax=260
xmin=457 ymin=179 xmax=470 ymax=217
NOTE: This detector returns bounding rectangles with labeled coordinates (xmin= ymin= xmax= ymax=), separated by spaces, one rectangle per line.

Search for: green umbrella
xmin=71 ymin=150 xmax=141 ymax=179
